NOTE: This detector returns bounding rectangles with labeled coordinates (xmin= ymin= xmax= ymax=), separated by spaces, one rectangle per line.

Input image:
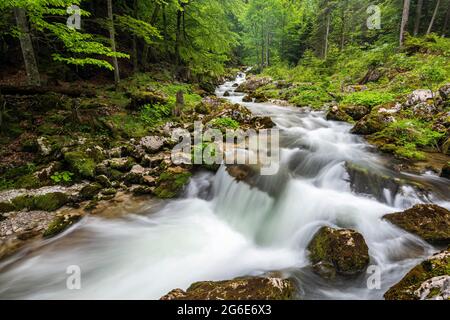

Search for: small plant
xmin=210 ymin=117 xmax=240 ymax=130
xmin=140 ymin=103 xmax=172 ymax=126
xmin=51 ymin=171 xmax=74 ymax=184
xmin=419 ymin=62 xmax=447 ymax=107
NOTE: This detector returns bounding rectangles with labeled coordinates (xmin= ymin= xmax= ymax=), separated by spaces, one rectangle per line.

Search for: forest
xmin=0 ymin=0 xmax=449 ymax=301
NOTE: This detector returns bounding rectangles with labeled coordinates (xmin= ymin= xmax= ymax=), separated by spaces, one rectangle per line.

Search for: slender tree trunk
xmin=14 ymin=8 xmax=40 ymax=86
xmin=340 ymin=2 xmax=347 ymax=51
xmin=413 ymin=0 xmax=423 ymax=35
xmin=107 ymin=0 xmax=120 ymax=86
xmin=400 ymin=0 xmax=411 ymax=46
xmin=261 ymin=27 xmax=265 ymax=69
xmin=173 ymin=91 xmax=184 ymax=117
xmin=324 ymin=9 xmax=331 ymax=59
xmin=175 ymin=9 xmax=183 ymax=66
xmin=142 ymin=4 xmax=161 ymax=66
xmin=132 ymin=0 xmax=139 ymax=73
xmin=443 ymin=3 xmax=450 ymax=36
xmin=427 ymin=0 xmax=441 ymax=35
xmin=162 ymin=5 xmax=168 ymax=52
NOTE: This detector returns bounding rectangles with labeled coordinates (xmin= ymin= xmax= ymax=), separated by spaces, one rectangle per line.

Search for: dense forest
xmin=0 ymin=0 xmax=449 ymax=301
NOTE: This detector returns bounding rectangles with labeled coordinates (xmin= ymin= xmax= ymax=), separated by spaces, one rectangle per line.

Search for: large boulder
xmin=235 ymin=76 xmax=272 ymax=93
xmin=139 ymin=136 xmax=166 ymax=154
xmin=127 ymin=90 xmax=168 ymax=110
xmin=405 ymin=89 xmax=435 ymax=107
xmin=351 ymin=110 xmax=395 ymax=135
xmin=307 ymin=227 xmax=370 ymax=278
xmin=160 ymin=277 xmax=295 ymax=300
xmin=326 ymin=106 xmax=353 ymax=122
xmin=384 ymin=250 xmax=450 ymax=300
xmin=383 ymin=204 xmax=450 ymax=245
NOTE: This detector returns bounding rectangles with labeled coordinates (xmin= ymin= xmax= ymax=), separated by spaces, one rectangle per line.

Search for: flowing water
xmin=0 ymin=73 xmax=449 ymax=300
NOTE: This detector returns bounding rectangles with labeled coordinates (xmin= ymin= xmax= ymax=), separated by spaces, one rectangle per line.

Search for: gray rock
xmin=139 ymin=136 xmax=166 ymax=153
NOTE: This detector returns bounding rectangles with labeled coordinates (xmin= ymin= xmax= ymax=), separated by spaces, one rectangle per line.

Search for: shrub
xmin=342 ymin=91 xmax=395 ymax=108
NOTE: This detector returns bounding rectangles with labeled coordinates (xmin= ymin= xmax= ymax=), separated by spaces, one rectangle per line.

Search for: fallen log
xmin=0 ymin=85 xmax=96 ymax=98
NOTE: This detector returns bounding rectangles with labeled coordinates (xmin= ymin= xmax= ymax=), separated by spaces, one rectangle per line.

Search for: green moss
xmin=64 ymin=151 xmax=97 ymax=178
xmin=11 ymin=195 xmax=34 ymax=210
xmin=33 ymin=192 xmax=68 ymax=211
xmin=79 ymin=183 xmax=103 ymax=200
xmin=384 ymin=250 xmax=450 ymax=300
xmin=0 ymin=201 xmax=15 ymax=213
xmin=154 ymin=171 xmax=192 ymax=199
xmin=342 ymin=91 xmax=395 ymax=108
xmin=43 ymin=215 xmax=82 ymax=238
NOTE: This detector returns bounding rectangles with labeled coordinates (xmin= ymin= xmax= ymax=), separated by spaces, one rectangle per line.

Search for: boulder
xmin=95 ymin=175 xmax=112 ymax=188
xmin=154 ymin=167 xmax=192 ymax=199
xmin=242 ymin=95 xmax=253 ymax=102
xmin=108 ymin=157 xmax=135 ymax=172
xmin=326 ymin=106 xmax=353 ymax=122
xmin=343 ymin=85 xmax=368 ymax=93
xmin=161 ymin=277 xmax=295 ymax=300
xmin=36 ymin=137 xmax=52 ymax=156
xmin=139 ymin=136 xmax=166 ymax=153
xmin=441 ymin=164 xmax=450 ymax=179
xmin=351 ymin=110 xmax=395 ymax=135
xmin=342 ymin=105 xmax=371 ymax=121
xmin=439 ymin=84 xmax=450 ymax=101
xmin=308 ymin=227 xmax=370 ymax=277
xmin=43 ymin=214 xmax=82 ymax=238
xmin=128 ymin=90 xmax=168 ymax=110
xmin=64 ymin=151 xmax=97 ymax=178
xmin=384 ymin=250 xmax=450 ymax=300
xmin=383 ymin=204 xmax=450 ymax=245
xmin=79 ymin=183 xmax=103 ymax=201
xmin=412 ymin=102 xmax=441 ymax=121
xmin=405 ymin=89 xmax=434 ymax=107
xmin=235 ymin=76 xmax=272 ymax=93
xmin=223 ymin=91 xmax=231 ymax=97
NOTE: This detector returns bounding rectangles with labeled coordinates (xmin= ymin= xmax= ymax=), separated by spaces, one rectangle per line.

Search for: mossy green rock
xmin=43 ymin=214 xmax=82 ymax=238
xmin=161 ymin=277 xmax=295 ymax=300
xmin=384 ymin=250 xmax=450 ymax=300
xmin=64 ymin=151 xmax=96 ymax=178
xmin=0 ymin=201 xmax=15 ymax=213
xmin=384 ymin=204 xmax=450 ymax=245
xmin=154 ymin=168 xmax=192 ymax=199
xmin=79 ymin=183 xmax=103 ymax=200
xmin=11 ymin=195 xmax=35 ymax=210
xmin=33 ymin=192 xmax=68 ymax=211
xmin=351 ymin=111 xmax=394 ymax=135
xmin=326 ymin=106 xmax=353 ymax=123
xmin=308 ymin=227 xmax=370 ymax=277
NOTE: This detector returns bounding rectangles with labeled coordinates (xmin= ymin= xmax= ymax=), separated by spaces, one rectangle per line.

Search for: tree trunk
xmin=173 ymin=91 xmax=184 ymax=117
xmin=324 ymin=9 xmax=331 ymax=59
xmin=175 ymin=8 xmax=183 ymax=66
xmin=340 ymin=2 xmax=347 ymax=51
xmin=132 ymin=0 xmax=139 ymax=73
xmin=427 ymin=0 xmax=441 ymax=35
xmin=14 ymin=8 xmax=40 ymax=86
xmin=142 ymin=4 xmax=161 ymax=66
xmin=413 ymin=0 xmax=423 ymax=35
xmin=107 ymin=0 xmax=120 ymax=86
xmin=400 ymin=0 xmax=411 ymax=46
xmin=443 ymin=3 xmax=450 ymax=36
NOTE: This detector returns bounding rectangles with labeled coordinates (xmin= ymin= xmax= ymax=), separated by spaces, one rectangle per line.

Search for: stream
xmin=0 ymin=73 xmax=449 ymax=300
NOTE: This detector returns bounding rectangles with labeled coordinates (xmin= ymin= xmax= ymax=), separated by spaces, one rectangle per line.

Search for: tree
xmin=427 ymin=0 xmax=441 ymax=35
xmin=400 ymin=0 xmax=411 ymax=46
xmin=413 ymin=0 xmax=423 ymax=36
xmin=107 ymin=0 xmax=120 ymax=86
xmin=13 ymin=7 xmax=40 ymax=86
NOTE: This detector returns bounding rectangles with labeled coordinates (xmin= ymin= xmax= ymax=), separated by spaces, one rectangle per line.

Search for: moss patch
xmin=43 ymin=214 xmax=82 ymax=238
xmin=154 ymin=169 xmax=192 ymax=199
xmin=64 ymin=151 xmax=97 ymax=178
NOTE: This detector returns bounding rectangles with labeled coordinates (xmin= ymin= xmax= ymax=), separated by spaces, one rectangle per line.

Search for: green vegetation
xmin=210 ymin=117 xmax=240 ymax=130
xmin=50 ymin=171 xmax=74 ymax=184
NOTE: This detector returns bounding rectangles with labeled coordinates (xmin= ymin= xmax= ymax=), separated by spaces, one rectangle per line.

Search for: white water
xmin=0 ymin=73 xmax=449 ymax=300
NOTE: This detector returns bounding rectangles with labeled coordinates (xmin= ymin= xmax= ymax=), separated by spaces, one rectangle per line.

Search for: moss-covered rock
xmin=383 ymin=204 xmax=450 ymax=245
xmin=64 ymin=151 xmax=97 ymax=178
xmin=0 ymin=201 xmax=15 ymax=213
xmin=95 ymin=174 xmax=112 ymax=188
xmin=351 ymin=110 xmax=395 ymax=135
xmin=79 ymin=183 xmax=103 ymax=200
xmin=326 ymin=106 xmax=353 ymax=122
xmin=33 ymin=192 xmax=68 ymax=211
xmin=128 ymin=90 xmax=168 ymax=110
xmin=43 ymin=214 xmax=82 ymax=238
xmin=109 ymin=157 xmax=135 ymax=172
xmin=161 ymin=277 xmax=295 ymax=300
xmin=11 ymin=195 xmax=34 ymax=210
xmin=308 ymin=227 xmax=370 ymax=277
xmin=154 ymin=167 xmax=192 ymax=199
xmin=384 ymin=250 xmax=450 ymax=300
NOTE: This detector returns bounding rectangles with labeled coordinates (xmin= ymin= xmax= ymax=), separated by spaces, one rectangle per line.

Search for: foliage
xmin=140 ymin=103 xmax=172 ymax=126
xmin=50 ymin=171 xmax=74 ymax=184
xmin=210 ymin=117 xmax=240 ymax=130
xmin=342 ymin=91 xmax=395 ymax=108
